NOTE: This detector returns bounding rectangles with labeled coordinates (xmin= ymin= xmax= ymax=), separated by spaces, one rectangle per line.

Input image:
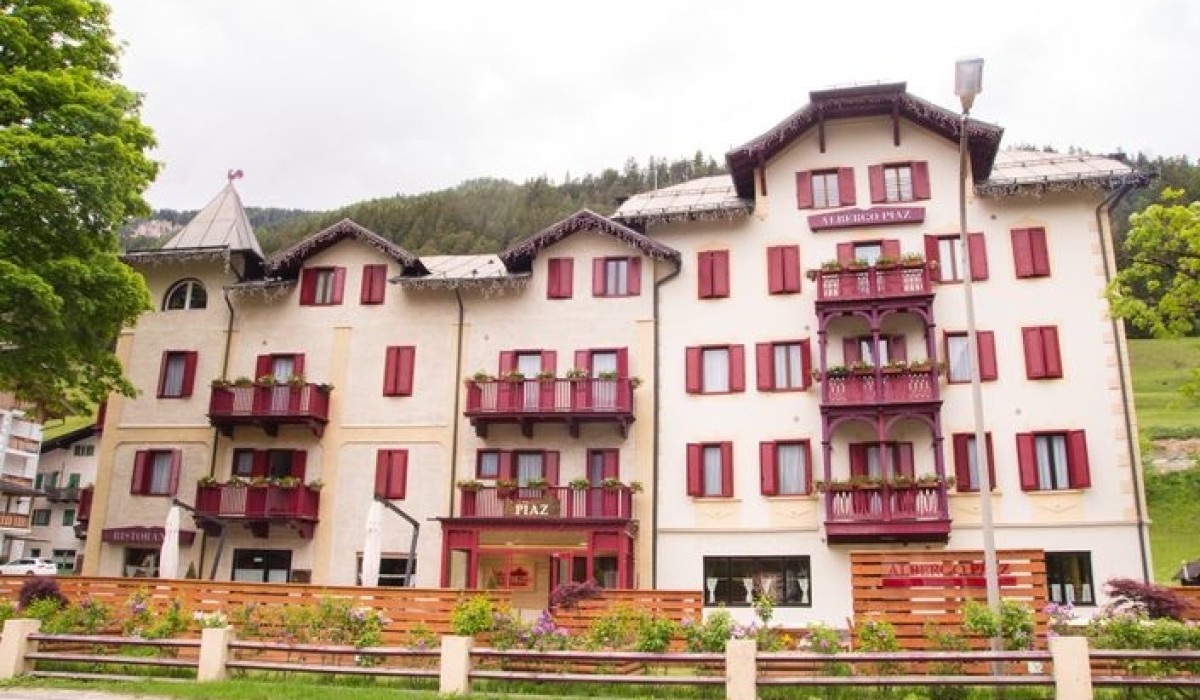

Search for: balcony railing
xmin=194 ymin=484 xmax=321 ymax=522
xmin=823 ymin=482 xmax=950 ymax=543
xmin=821 ymin=369 xmax=939 ymax=406
xmin=208 ymin=383 xmax=332 ymax=437
xmin=43 ymin=486 xmax=81 ymax=502
xmin=464 ymin=378 xmax=635 ymax=438
xmin=813 ymin=264 xmax=932 ymax=303
xmin=458 ymin=486 xmax=634 ymax=521
xmin=0 ymin=512 xmax=32 ymax=530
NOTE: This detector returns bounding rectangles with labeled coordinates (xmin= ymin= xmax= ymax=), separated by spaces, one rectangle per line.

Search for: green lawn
xmin=1145 ymin=468 xmax=1200 ymax=583
xmin=1128 ymin=337 xmax=1200 ymax=440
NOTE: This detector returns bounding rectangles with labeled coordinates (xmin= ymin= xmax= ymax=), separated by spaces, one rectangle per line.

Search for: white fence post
xmin=725 ymin=638 xmax=757 ymax=700
xmin=1050 ymin=635 xmax=1093 ymax=700
xmin=197 ymin=626 xmax=235 ymax=681
xmin=439 ymin=635 xmax=473 ymax=695
xmin=0 ymin=619 xmax=41 ymax=679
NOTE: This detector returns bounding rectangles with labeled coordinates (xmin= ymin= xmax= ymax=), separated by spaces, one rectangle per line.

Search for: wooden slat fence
xmin=1172 ymin=586 xmax=1200 ymax=621
xmin=552 ymin=589 xmax=704 ymax=634
xmin=850 ymin=549 xmax=1048 ymax=650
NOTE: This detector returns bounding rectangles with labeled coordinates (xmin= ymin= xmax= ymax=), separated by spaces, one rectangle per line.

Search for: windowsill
xmin=765 ymin=494 xmax=817 ymax=500
xmin=693 ymin=497 xmax=740 ymax=502
xmin=759 ymin=387 xmax=810 ymax=393
xmin=951 ymin=490 xmax=1002 ymax=496
xmin=1025 ymin=488 xmax=1088 ymax=496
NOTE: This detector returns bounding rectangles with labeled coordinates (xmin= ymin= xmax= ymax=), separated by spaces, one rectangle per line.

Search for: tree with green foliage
xmin=1109 ymin=189 xmax=1200 ymax=403
xmin=0 ymin=0 xmax=157 ymax=417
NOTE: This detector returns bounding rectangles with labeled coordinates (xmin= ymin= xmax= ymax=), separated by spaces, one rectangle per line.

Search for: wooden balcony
xmin=812 ymin=264 xmax=933 ymax=306
xmin=824 ymin=482 xmax=950 ymax=544
xmin=821 ymin=369 xmax=940 ymax=406
xmin=194 ymin=484 xmax=320 ymax=538
xmin=0 ymin=512 xmax=31 ymax=530
xmin=458 ymin=485 xmax=634 ymax=521
xmin=43 ymin=486 xmax=81 ymax=503
xmin=208 ymin=383 xmax=332 ymax=437
xmin=464 ymin=378 xmax=635 ymax=438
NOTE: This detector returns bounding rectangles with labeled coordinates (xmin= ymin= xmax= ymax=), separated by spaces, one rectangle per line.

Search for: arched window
xmin=163 ymin=279 xmax=207 ymax=310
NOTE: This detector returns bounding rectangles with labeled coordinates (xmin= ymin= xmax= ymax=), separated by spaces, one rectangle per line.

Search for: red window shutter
xmin=686 ymin=444 xmax=703 ymax=496
xmin=627 ymin=257 xmax=642 ymax=295
xmin=779 ymin=245 xmax=800 ymax=293
xmin=292 ymin=354 xmax=305 ymax=378
xmin=760 ymin=442 xmax=778 ymax=496
xmin=498 ymin=451 xmax=514 ymax=481
xmin=889 ymin=335 xmax=907 ymax=362
xmin=1022 ymin=327 xmax=1046 ymax=379
xmin=685 ymin=347 xmax=702 ymax=393
xmin=291 ymin=451 xmax=307 ymax=480
xmin=157 ymin=351 xmax=170 ymax=397
xmin=540 ymin=350 xmax=557 ymax=374
xmin=615 ymin=347 xmax=628 ymax=377
xmin=574 ymin=350 xmax=589 ymax=375
xmin=924 ymin=235 xmax=941 ymax=279
xmin=165 ymin=450 xmax=181 ymax=495
xmin=712 ymin=251 xmax=730 ymax=298
xmin=374 ymin=451 xmax=390 ymax=498
xmin=383 ymin=346 xmax=400 ymax=395
xmin=977 ymin=331 xmax=998 ymax=381
xmin=849 ymin=444 xmax=868 ymax=478
xmin=766 ymin=247 xmax=783 ymax=294
xmin=545 ymin=451 xmax=560 ymax=485
xmin=181 ymin=351 xmax=198 ymax=397
xmin=881 ymin=239 xmax=901 ymax=259
xmin=255 ymin=355 xmax=272 ymax=379
xmin=800 ymin=340 xmax=813 ymax=390
xmin=1042 ymin=327 xmax=1062 ymax=378
xmin=698 ymin=251 xmax=714 ymax=298
xmin=396 ymin=346 xmax=416 ymax=395
xmin=1016 ymin=433 xmax=1039 ymax=491
xmin=299 ymin=269 xmax=317 ymax=305
xmin=498 ymin=351 xmax=516 ymax=374
xmin=843 ymin=338 xmax=861 ymax=364
xmin=728 ymin=345 xmax=745 ymax=393
xmin=592 ymin=258 xmax=606 ymax=296
xmin=602 ymin=450 xmax=619 ymax=480
xmin=720 ymin=442 xmax=734 ymax=497
xmin=984 ymin=434 xmax=996 ymax=492
xmin=911 ymin=161 xmax=931 ymax=199
xmin=361 ymin=264 xmax=386 ymax=304
xmin=1012 ymin=228 xmax=1034 ymax=278
xmin=952 ymin=434 xmax=972 ymax=491
xmin=837 ymin=167 xmax=857 ymax=206
xmin=253 ymin=451 xmax=269 ymax=478
xmin=1066 ymin=430 xmax=1090 ymax=488
xmin=755 ymin=343 xmax=774 ymax=391
xmin=547 ymin=258 xmax=573 ymax=299
xmin=868 ymin=165 xmax=886 ymax=203
xmin=967 ymin=233 xmax=989 ymax=281
xmin=1030 ymin=228 xmax=1051 ymax=276
xmin=131 ymin=451 xmax=148 ymax=494
xmin=896 ymin=443 xmax=915 ymax=478
xmin=391 ymin=451 xmax=408 ymax=499
xmin=836 ymin=242 xmax=854 ymax=264
xmin=330 ymin=267 xmax=346 ymax=304
xmin=795 ymin=171 xmax=814 ymax=209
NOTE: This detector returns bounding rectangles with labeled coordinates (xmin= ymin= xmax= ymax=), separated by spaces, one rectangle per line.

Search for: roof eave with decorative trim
xmin=267 ymin=218 xmax=428 ymax=277
xmin=500 ymin=209 xmax=681 ymax=272
xmin=725 ymin=83 xmax=1003 ymax=198
xmin=393 ymin=273 xmax=533 ymax=291
xmin=976 ymin=170 xmax=1153 ymax=197
xmin=121 ymin=247 xmax=232 ymax=265
xmin=611 ymin=200 xmax=754 ymax=227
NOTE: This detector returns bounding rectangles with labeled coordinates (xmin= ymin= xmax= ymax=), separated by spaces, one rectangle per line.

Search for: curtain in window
xmin=149 ymin=452 xmax=172 ymax=494
xmin=1036 ymin=435 xmax=1070 ymax=488
xmin=163 ymin=355 xmax=186 ymax=396
xmin=948 ymin=336 xmax=971 ymax=382
xmin=778 ymin=445 xmax=807 ymax=494
xmin=703 ymin=349 xmax=730 ymax=392
xmin=966 ymin=437 xmax=980 ymax=490
xmin=516 ymin=453 xmax=544 ymax=485
xmin=478 ymin=453 xmax=499 ymax=479
xmin=605 ymin=260 xmax=628 ymax=295
xmin=774 ymin=345 xmax=802 ymax=388
xmin=938 ymin=238 xmax=961 ymax=282
xmin=1050 ymin=435 xmax=1069 ymax=487
xmin=703 ymin=446 xmax=723 ymax=496
xmin=865 ymin=446 xmax=883 ymax=479
xmin=272 ymin=357 xmax=295 ymax=380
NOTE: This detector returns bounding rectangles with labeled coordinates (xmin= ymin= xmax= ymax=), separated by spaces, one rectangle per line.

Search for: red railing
xmin=823 ymin=482 xmax=951 ymax=542
xmin=194 ymin=484 xmax=321 ymax=520
xmin=814 ymin=264 xmax=931 ymax=302
xmin=822 ymin=369 xmax=938 ymax=405
xmin=464 ymin=378 xmax=633 ymax=416
xmin=458 ymin=486 xmax=634 ymax=520
xmin=208 ymin=383 xmax=331 ymax=421
xmin=78 ymin=486 xmax=93 ymax=523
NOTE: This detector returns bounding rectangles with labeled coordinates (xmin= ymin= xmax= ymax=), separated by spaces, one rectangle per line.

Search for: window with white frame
xmin=883 ymin=164 xmax=914 ymax=202
xmin=702 ymin=445 xmax=724 ymax=496
xmin=1046 ymin=551 xmax=1094 ymax=606
xmin=163 ymin=279 xmax=207 ymax=310
xmin=702 ymin=348 xmax=730 ymax=393
xmin=811 ymin=171 xmax=841 ymax=209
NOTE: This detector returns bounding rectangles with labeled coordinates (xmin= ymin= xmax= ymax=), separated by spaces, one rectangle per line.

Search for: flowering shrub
xmin=450 ymin=595 xmax=499 ymax=637
xmin=681 ymin=609 xmax=735 ymax=652
xmin=1105 ymin=577 xmax=1189 ymax=621
xmin=1044 ymin=601 xmax=1079 ymax=636
xmin=548 ymin=579 xmax=601 ymax=610
xmin=962 ymin=599 xmax=1035 ymax=650
xmin=18 ymin=577 xmax=67 ymax=609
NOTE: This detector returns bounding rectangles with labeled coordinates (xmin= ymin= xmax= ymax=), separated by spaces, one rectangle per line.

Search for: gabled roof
xmin=162 ymin=182 xmax=263 ymax=259
xmin=268 ymin=218 xmax=428 ymax=277
xmin=499 ymin=209 xmax=681 ymax=272
xmin=396 ymin=254 xmax=531 ymax=291
xmin=725 ymin=82 xmax=1004 ymax=199
xmin=612 ymin=175 xmax=752 ymax=226
xmin=977 ymin=150 xmax=1152 ymax=197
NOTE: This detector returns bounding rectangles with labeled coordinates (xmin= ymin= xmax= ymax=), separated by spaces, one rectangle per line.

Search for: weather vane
xmin=227 ymin=169 xmax=244 ymax=181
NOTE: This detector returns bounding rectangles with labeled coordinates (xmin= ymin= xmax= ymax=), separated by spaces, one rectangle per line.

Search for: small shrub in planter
xmin=549 ymin=579 xmax=601 ymax=610
xmin=450 ymin=595 xmax=497 ymax=636
xmin=18 ymin=576 xmax=66 ymax=610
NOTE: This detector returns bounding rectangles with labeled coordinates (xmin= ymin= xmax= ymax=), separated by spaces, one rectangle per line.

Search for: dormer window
xmin=163 ymin=279 xmax=207 ymax=310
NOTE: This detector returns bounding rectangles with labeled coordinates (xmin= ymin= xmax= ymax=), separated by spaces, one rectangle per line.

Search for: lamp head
xmin=954 ymin=57 xmax=985 ymax=112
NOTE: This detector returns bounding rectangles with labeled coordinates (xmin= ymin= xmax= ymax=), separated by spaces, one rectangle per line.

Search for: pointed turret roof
xmin=162 ymin=182 xmax=263 ymax=259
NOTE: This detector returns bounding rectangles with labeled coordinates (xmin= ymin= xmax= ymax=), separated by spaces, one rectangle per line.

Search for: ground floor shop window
xmin=124 ymin=548 xmax=158 ymax=577
xmin=1047 ymin=551 xmax=1094 ymax=606
xmin=702 ymin=555 xmax=811 ymax=607
xmin=232 ymin=549 xmax=292 ymax=583
xmin=356 ymin=555 xmax=415 ymax=587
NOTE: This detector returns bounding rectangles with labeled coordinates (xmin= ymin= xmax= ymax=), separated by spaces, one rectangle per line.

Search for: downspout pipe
xmin=652 ymin=255 xmax=683 ymax=588
xmin=1096 ymin=183 xmax=1153 ymax=583
xmin=448 ymin=289 xmax=465 ymax=517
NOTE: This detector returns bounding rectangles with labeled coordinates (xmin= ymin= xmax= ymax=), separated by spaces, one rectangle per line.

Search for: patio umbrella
xmin=158 ymin=505 xmax=181 ymax=579
xmin=360 ymin=500 xmax=383 ymax=587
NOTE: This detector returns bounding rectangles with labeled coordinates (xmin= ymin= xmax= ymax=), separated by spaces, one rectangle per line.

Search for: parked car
xmin=0 ymin=558 xmax=57 ymax=576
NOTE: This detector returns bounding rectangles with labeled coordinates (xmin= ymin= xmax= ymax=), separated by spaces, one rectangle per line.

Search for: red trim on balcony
xmin=823 ymin=482 xmax=950 ymax=544
xmin=194 ymin=484 xmax=321 ymax=539
xmin=464 ymin=377 xmax=634 ymax=438
xmin=821 ymin=369 xmax=939 ymax=406
xmin=455 ymin=485 xmax=634 ymax=521
xmin=812 ymin=264 xmax=932 ymax=304
xmin=208 ymin=383 xmax=332 ymax=437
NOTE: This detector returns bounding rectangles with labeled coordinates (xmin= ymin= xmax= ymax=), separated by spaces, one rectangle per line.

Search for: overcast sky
xmin=105 ymin=0 xmax=1200 ymax=211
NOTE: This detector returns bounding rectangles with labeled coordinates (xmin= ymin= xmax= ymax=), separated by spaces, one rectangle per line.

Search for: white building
xmin=29 ymin=424 xmax=98 ymax=574
xmin=1 ymin=409 xmax=44 ymax=562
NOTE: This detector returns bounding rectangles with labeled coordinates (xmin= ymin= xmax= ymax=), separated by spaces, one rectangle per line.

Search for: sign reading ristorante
xmin=882 ymin=560 xmax=1017 ymax=588
xmin=808 ymin=206 xmax=925 ymax=231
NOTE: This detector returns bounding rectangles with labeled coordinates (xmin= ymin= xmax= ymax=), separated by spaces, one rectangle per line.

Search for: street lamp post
xmin=954 ymin=58 xmax=1002 ymax=622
